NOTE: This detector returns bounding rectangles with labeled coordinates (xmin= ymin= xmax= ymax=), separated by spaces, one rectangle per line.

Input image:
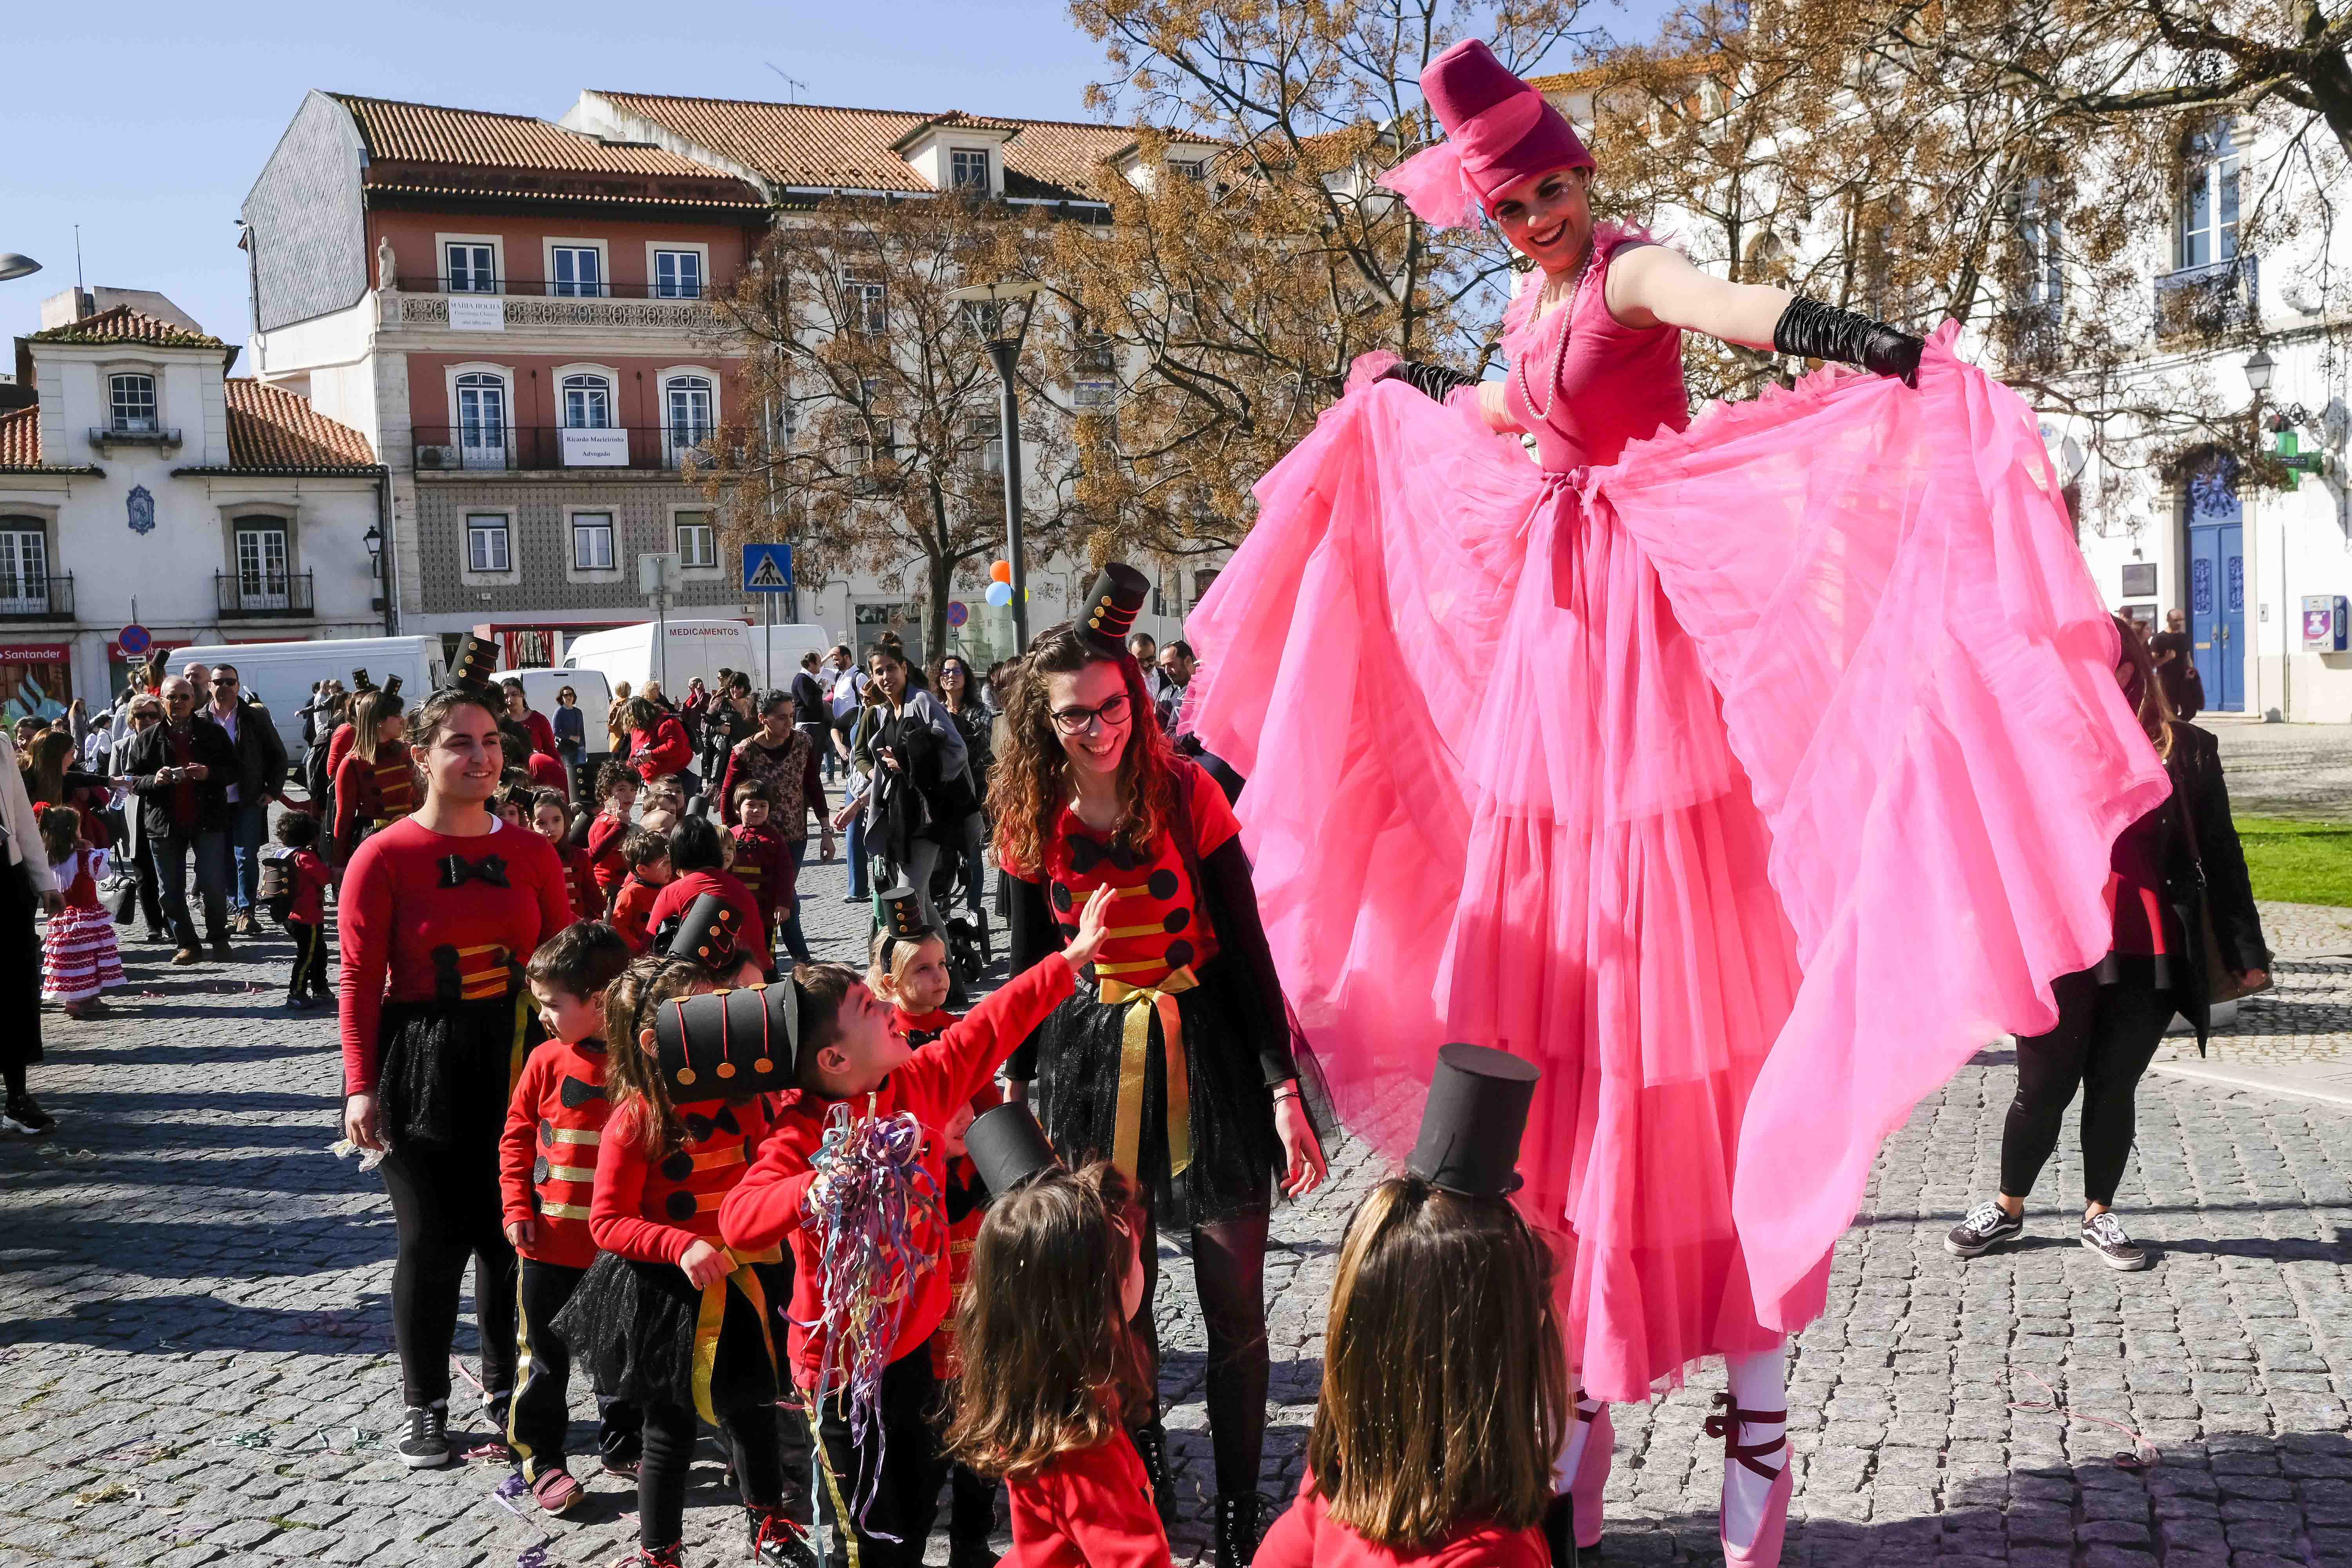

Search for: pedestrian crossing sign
xmin=742 ymin=543 xmax=793 ymax=592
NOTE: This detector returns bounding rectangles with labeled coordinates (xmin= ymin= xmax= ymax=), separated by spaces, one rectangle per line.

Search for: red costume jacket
xmin=648 ymin=867 xmax=769 ymax=971
xmin=586 ymin=810 xmax=631 ymax=909
xmin=1004 ymin=1431 xmax=1171 ymax=1568
xmin=612 ymin=873 xmax=666 ymax=954
xmin=332 ymin=743 xmax=417 ymax=852
xmin=286 ymin=848 xmax=331 ymax=926
xmin=1254 ymin=1486 xmax=1545 ymax=1568
xmin=548 ymin=837 xmax=599 ymax=926
xmin=726 ymin=821 xmax=796 ymax=935
xmin=591 ymin=1095 xmax=773 ymax=1266
xmin=719 ymin=955 xmax=1076 ymax=1387
xmin=631 ymin=716 xmax=693 ymax=782
xmin=499 ymin=1037 xmax=615 ymax=1269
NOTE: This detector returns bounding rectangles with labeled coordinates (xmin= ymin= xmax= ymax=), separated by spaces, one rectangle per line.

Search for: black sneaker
xmin=2081 ymin=1211 xmax=2152 ymax=1271
xmin=748 ymin=1507 xmax=817 ymax=1568
xmin=2 ymin=1091 xmax=56 ymax=1136
xmin=400 ymin=1402 xmax=452 ymax=1470
xmin=1945 ymin=1200 xmax=2024 ymax=1259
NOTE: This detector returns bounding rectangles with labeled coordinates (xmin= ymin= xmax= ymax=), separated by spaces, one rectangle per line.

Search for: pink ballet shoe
xmin=1709 ymin=1391 xmax=1792 ymax=1567
xmin=1570 ymin=1400 xmax=1611 ymax=1550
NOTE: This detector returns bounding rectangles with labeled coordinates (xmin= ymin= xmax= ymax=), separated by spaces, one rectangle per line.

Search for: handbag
xmin=2172 ymin=770 xmax=2270 ymax=1006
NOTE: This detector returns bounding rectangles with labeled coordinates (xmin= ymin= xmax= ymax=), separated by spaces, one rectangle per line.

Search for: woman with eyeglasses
xmin=993 ymin=566 xmax=1328 ymax=1566
xmin=550 ymin=686 xmax=586 ymax=789
xmin=851 ymin=641 xmax=971 ymax=937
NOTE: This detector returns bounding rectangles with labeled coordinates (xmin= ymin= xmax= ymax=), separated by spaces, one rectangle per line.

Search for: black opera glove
xmin=1771 ymin=297 xmax=1924 ymax=388
xmin=1375 ymin=359 xmax=1479 ymax=402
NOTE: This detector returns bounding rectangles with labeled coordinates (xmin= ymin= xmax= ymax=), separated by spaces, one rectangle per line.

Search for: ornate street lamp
xmin=946 ymin=278 xmax=1045 ymax=652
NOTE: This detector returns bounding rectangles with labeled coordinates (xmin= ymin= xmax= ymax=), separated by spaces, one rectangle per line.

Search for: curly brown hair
xmin=602 ymin=955 xmax=718 ymax=1155
xmin=988 ymin=624 xmax=1179 ymax=877
xmin=941 ymin=1161 xmax=1152 ymax=1480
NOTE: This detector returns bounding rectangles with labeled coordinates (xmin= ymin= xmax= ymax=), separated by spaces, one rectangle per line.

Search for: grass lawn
xmin=2234 ymin=815 xmax=2352 ymax=907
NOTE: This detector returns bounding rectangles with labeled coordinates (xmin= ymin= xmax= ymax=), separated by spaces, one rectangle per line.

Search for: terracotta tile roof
xmin=0 ymin=406 xmax=40 ymax=468
xmin=221 ymin=380 xmax=379 ymax=472
xmin=331 ymin=93 xmax=739 ymax=179
xmin=592 ymin=91 xmax=1141 ymax=201
xmin=27 ymin=304 xmax=227 ymax=350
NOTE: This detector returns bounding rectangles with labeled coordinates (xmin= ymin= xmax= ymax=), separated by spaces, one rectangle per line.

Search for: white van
xmin=561 ymin=619 xmax=830 ymax=699
xmin=500 ymin=666 xmax=615 ymax=770
xmin=174 ymin=635 xmax=445 ymax=766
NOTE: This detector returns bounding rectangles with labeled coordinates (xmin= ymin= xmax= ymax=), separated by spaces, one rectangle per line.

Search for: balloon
xmin=989 ymin=561 xmax=1013 ymax=584
xmin=985 ymin=581 xmax=1013 ymax=608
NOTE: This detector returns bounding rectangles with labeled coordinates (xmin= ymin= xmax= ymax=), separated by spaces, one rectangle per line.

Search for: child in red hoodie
xmin=274 ymin=812 xmax=335 ymax=1010
xmin=585 ymin=761 xmax=641 ymax=913
xmin=497 ymin=922 xmax=637 ymax=1515
xmin=719 ymin=883 xmax=1116 ymax=1568
xmin=609 ymin=829 xmax=673 ymax=955
xmin=942 ymin=1145 xmax=1167 ymax=1568
xmin=533 ymin=789 xmax=599 ymax=927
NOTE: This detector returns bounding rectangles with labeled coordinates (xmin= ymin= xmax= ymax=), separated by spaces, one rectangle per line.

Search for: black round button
xmin=1165 ymin=938 xmax=1195 ymax=969
xmin=1147 ymin=869 xmax=1179 ymax=901
xmin=1051 ymin=882 xmax=1073 ymax=913
xmin=665 ymin=1190 xmax=697 ymax=1223
xmin=1162 ymin=907 xmax=1191 ymax=933
xmin=660 ymin=1151 xmax=693 ymax=1182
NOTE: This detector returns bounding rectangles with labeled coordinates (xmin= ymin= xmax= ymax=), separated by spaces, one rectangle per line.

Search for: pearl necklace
xmin=1514 ymin=245 xmax=1595 ymax=434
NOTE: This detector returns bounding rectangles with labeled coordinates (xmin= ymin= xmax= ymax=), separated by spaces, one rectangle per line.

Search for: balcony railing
xmin=0 ymin=574 xmax=72 ymax=621
xmin=216 ymin=571 xmax=316 ymax=617
xmin=410 ymin=426 xmax=721 ymax=473
xmin=394 ymin=276 xmax=722 ymax=301
xmin=87 ymin=423 xmax=183 ymax=448
xmin=2154 ymin=254 xmax=2260 ymax=342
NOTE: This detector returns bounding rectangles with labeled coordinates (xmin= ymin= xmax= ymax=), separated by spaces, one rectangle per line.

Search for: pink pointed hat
xmin=1380 ymin=38 xmax=1594 ymax=229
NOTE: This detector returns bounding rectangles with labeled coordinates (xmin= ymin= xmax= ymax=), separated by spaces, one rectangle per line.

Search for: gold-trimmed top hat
xmin=383 ymin=673 xmax=404 ymax=697
xmin=662 ymin=891 xmax=743 ymax=974
xmin=965 ymin=1102 xmax=1062 ymax=1195
xmin=448 ymin=634 xmax=499 ymax=698
xmin=652 ymin=979 xmax=800 ymax=1101
xmin=350 ymin=667 xmax=376 ymax=693
xmin=1077 ymin=563 xmax=1151 ymax=659
xmin=877 ymin=884 xmax=933 ymax=970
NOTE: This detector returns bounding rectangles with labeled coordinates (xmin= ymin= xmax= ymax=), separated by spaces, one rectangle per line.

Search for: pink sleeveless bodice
xmin=1501 ymin=232 xmax=1691 ymax=472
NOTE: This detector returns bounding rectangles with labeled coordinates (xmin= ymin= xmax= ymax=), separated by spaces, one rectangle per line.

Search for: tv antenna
xmin=764 ymin=63 xmax=808 ymax=102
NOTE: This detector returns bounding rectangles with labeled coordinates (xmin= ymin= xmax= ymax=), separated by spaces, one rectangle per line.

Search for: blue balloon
xmin=984 ymin=580 xmax=1014 ymax=608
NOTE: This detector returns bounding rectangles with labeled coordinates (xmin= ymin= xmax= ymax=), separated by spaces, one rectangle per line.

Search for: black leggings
xmin=1134 ymin=1206 xmax=1270 ymax=1500
xmin=2001 ymin=967 xmax=2176 ymax=1208
xmin=640 ymin=1396 xmax=781 ymax=1550
xmin=378 ymin=1138 xmax=517 ymax=1408
xmin=287 ymin=918 xmax=329 ymax=1002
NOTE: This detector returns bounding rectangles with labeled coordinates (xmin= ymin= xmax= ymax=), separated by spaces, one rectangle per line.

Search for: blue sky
xmin=2 ymin=1 xmax=1667 ymax=366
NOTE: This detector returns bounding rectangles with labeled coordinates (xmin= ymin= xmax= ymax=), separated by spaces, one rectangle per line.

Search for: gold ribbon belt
xmin=1096 ymin=964 xmax=1197 ymax=1181
xmin=690 ymin=1246 xmax=781 ymax=1425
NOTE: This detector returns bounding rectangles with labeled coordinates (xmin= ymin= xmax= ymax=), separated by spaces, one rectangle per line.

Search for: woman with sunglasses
xmin=851 ymin=640 xmax=970 ymax=936
xmin=995 ymin=566 xmax=1327 ymax=1567
xmin=115 ymin=696 xmax=171 ymax=942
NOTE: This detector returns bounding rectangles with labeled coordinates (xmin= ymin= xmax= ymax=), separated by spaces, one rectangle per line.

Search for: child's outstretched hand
xmin=1059 ymin=884 xmax=1120 ymax=970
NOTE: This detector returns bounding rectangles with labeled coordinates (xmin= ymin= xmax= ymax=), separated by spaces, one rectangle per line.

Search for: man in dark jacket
xmin=205 ymin=664 xmax=289 ymax=934
xmin=119 ymin=676 xmax=240 ymax=964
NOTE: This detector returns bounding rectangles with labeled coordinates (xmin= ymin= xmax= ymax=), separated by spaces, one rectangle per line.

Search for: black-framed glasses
xmin=1050 ymin=691 xmax=1131 ymax=735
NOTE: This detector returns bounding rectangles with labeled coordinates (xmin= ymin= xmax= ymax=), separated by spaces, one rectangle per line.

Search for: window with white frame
xmin=235 ymin=522 xmax=291 ymax=608
xmin=561 ymin=373 xmax=613 ymax=429
xmin=675 ymin=510 xmax=717 ymax=568
xmin=446 ymin=242 xmax=497 ymax=292
xmin=551 ymin=246 xmax=605 ymax=297
xmin=664 ymin=376 xmax=715 ymax=464
xmin=2013 ymin=178 xmax=2063 ymax=319
xmin=2175 ymin=120 xmax=2239 ymax=272
xmin=1168 ymin=157 xmax=1207 ymax=182
xmin=653 ymin=249 xmax=704 ymax=298
xmin=949 ymin=149 xmax=991 ymax=192
xmin=842 ymin=265 xmax=886 ymax=334
xmin=109 ymin=373 xmax=158 ymax=433
xmin=455 ymin=372 xmax=510 ymax=469
xmin=467 ymin=513 xmax=512 ymax=573
xmin=0 ymin=524 xmax=48 ymax=612
xmin=571 ymin=512 xmax=616 ymax=572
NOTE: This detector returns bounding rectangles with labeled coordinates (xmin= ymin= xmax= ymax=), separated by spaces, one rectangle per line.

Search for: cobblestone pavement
xmin=2207 ymin=717 xmax=2352 ymax=823
xmin=13 ymin=848 xmax=2352 ymax=1567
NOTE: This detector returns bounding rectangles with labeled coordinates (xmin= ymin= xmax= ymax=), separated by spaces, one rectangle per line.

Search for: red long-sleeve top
xmin=333 ymin=742 xmax=417 ymax=851
xmin=528 ymin=752 xmax=568 ymax=792
xmin=719 ymin=954 xmax=1076 ymax=1388
xmin=1253 ymin=1486 xmax=1545 ymax=1568
xmin=586 ymin=810 xmax=631 ymax=908
xmin=499 ymin=1036 xmax=614 ymax=1269
xmin=631 ymin=717 xmax=693 ymax=782
xmin=1003 ymin=1432 xmax=1171 ymax=1568
xmin=720 ymin=824 xmax=795 ymax=934
xmin=325 ymin=723 xmax=356 ymax=797
xmin=549 ymin=837 xmax=599 ymax=926
xmin=648 ymin=866 xmax=770 ymax=971
xmin=521 ymin=708 xmax=557 ymax=762
xmin=591 ymin=1095 xmax=773 ymax=1266
xmin=287 ymin=849 xmax=331 ymax=926
xmin=612 ymin=873 xmax=665 ymax=954
xmin=337 ymin=817 xmax=572 ymax=1096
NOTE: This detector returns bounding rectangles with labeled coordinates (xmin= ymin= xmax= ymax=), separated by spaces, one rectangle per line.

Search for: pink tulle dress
xmin=1183 ymin=228 xmax=2170 ymax=1401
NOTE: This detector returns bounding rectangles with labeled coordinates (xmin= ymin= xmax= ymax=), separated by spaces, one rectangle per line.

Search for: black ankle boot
xmin=1134 ymin=1421 xmax=1174 ymax=1526
xmin=1215 ymin=1492 xmax=1269 ymax=1568
xmin=1543 ymin=1493 xmax=1578 ymax=1568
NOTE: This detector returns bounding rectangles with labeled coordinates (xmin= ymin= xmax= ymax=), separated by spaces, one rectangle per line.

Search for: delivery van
xmin=561 ymin=619 xmax=829 ymax=699
xmin=499 ymin=666 xmax=615 ymax=772
xmin=173 ymin=635 xmax=445 ymax=767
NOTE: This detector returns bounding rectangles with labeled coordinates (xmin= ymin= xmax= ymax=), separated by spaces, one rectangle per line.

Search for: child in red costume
xmin=533 ymin=790 xmax=598 ymax=926
xmin=646 ymin=817 xmax=770 ymax=977
xmin=718 ymin=885 xmax=1116 ymax=1568
xmin=609 ymin=829 xmax=673 ymax=955
xmin=550 ymin=956 xmax=806 ymax=1568
xmin=943 ymin=1159 xmax=1168 ymax=1568
xmin=499 ymin=922 xmax=639 ymax=1515
xmin=725 ymin=781 xmax=801 ymax=962
xmin=275 ymin=812 xmax=334 ymax=1010
xmin=585 ymin=761 xmax=642 ymax=912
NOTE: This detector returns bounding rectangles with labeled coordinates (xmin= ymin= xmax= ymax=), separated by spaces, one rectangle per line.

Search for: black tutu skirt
xmin=1031 ymin=959 xmax=1280 ymax=1227
xmin=377 ymin=993 xmax=543 ymax=1151
xmin=552 ymin=1251 xmax=785 ymax=1417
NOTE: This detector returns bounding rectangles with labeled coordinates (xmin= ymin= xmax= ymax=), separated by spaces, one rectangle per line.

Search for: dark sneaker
xmin=1945 ymin=1200 xmax=2024 ymax=1259
xmin=2082 ymin=1211 xmax=2152 ymax=1271
xmin=2 ymin=1091 xmax=56 ymax=1136
xmin=749 ymin=1507 xmax=817 ymax=1568
xmin=400 ymin=1402 xmax=452 ymax=1469
xmin=210 ymin=940 xmax=234 ymax=962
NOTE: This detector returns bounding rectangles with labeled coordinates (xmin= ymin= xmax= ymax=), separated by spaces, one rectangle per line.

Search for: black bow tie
xmin=438 ymin=854 xmax=510 ymax=889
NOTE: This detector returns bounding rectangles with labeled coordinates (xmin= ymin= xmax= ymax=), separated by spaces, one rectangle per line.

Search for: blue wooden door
xmin=2186 ymin=460 xmax=2245 ymax=711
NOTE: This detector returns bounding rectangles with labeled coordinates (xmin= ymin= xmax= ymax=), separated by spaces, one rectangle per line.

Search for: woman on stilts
xmin=1181 ymin=40 xmax=2172 ymax=1565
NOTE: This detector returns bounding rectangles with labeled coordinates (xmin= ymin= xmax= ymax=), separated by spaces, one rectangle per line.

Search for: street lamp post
xmin=2246 ymin=347 xmax=2291 ymax=720
xmin=946 ymin=278 xmax=1045 ymax=653
xmin=0 ymin=255 xmax=42 ymax=283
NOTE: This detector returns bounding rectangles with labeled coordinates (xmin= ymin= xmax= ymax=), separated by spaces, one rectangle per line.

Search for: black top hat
xmin=1406 ymin=1043 xmax=1541 ymax=1198
xmin=447 ymin=633 xmax=499 ymax=698
xmin=499 ymin=781 xmax=536 ymax=816
xmin=652 ymin=978 xmax=799 ymax=1100
xmin=661 ymin=892 xmax=742 ymax=973
xmin=382 ymin=674 xmax=404 ymax=698
xmin=877 ymin=884 xmax=933 ymax=968
xmin=350 ymin=668 xmax=376 ymax=693
xmin=1076 ymin=563 xmax=1151 ymax=660
xmin=964 ymin=1102 xmax=1061 ymax=1195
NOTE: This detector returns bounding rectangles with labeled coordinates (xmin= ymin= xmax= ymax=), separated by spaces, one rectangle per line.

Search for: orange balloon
xmin=989 ymin=560 xmax=1013 ymax=584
